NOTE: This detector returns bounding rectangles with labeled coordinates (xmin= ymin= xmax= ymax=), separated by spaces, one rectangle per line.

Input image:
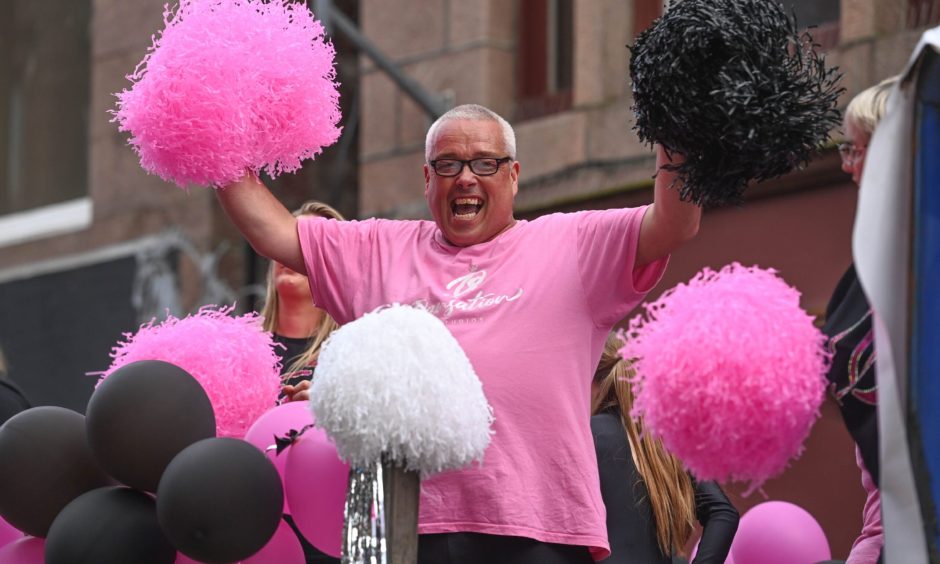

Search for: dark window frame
xmin=907 ymin=0 xmax=940 ymax=29
xmin=1 ymin=1 xmax=92 ymax=218
xmin=516 ymin=0 xmax=574 ymax=122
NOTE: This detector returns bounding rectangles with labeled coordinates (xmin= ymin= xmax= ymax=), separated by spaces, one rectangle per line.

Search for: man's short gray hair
xmin=425 ymin=104 xmax=516 ymax=161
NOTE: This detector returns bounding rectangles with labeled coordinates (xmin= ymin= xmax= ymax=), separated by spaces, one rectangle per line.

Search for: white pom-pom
xmin=310 ymin=305 xmax=493 ymax=476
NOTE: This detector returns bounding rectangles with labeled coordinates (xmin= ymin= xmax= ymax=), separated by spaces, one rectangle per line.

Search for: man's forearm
xmin=635 ymin=147 xmax=702 ymax=266
xmin=216 ymin=173 xmax=306 ymax=274
xmin=652 ymin=146 xmax=702 ymax=240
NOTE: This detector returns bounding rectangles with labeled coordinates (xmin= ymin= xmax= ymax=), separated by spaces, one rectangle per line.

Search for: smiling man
xmin=217 ymin=104 xmax=701 ymax=564
xmin=423 ymin=112 xmax=520 ymax=247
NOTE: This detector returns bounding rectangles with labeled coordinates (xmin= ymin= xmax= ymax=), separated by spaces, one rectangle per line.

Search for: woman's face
xmin=274 ymin=211 xmax=328 ymax=302
xmin=841 ymin=119 xmax=871 ymax=186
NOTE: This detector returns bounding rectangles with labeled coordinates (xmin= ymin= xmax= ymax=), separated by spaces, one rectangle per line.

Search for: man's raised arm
xmin=216 ymin=173 xmax=307 ymax=275
xmin=636 ymin=146 xmax=702 ymax=267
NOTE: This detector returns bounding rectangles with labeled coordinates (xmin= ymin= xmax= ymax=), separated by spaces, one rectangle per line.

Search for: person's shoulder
xmin=370 ymin=219 xmax=441 ymax=245
xmin=530 ymin=207 xmax=646 ymax=226
xmin=527 ymin=210 xmax=589 ymax=225
xmin=0 ymin=380 xmax=31 ymax=426
xmin=369 ymin=217 xmax=435 ymax=232
xmin=591 ymin=410 xmax=627 ymax=447
xmin=519 ymin=211 xmax=582 ymax=235
xmin=319 ymin=217 xmax=436 ymax=241
xmin=592 ymin=411 xmax=635 ymax=472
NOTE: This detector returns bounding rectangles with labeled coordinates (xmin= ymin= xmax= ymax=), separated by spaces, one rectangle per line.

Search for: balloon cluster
xmin=0 ymin=361 xmax=286 ymax=563
xmin=244 ymin=401 xmax=350 ymax=560
xmin=0 ymin=303 xmax=354 ymax=563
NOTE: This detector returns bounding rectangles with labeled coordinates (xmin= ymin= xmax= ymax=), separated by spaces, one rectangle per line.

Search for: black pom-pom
xmin=630 ymin=0 xmax=844 ymax=207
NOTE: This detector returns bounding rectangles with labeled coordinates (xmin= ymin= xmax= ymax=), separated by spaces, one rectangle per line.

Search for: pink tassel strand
xmin=620 ymin=263 xmax=829 ymax=492
xmin=112 ymin=0 xmax=342 ymax=188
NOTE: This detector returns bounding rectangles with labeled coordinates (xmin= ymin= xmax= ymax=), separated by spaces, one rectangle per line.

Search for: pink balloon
xmin=242 ymin=519 xmax=304 ymax=563
xmin=0 ymin=517 xmax=23 ymax=551
xmin=244 ymin=401 xmax=315 ymax=515
xmin=731 ymin=501 xmax=829 ymax=564
xmin=284 ymin=427 xmax=349 ymax=558
xmin=0 ymin=537 xmax=44 ymax=564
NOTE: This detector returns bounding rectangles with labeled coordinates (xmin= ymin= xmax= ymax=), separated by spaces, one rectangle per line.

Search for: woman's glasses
xmin=838 ymin=142 xmax=867 ymax=166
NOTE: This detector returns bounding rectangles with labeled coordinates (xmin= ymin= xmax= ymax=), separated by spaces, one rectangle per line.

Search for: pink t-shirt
xmin=298 ymin=207 xmax=667 ymax=559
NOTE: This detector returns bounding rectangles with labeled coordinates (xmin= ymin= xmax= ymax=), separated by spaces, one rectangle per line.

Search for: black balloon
xmin=86 ymin=360 xmax=216 ymax=492
xmin=0 ymin=406 xmax=113 ymax=537
xmin=45 ymin=486 xmax=175 ymax=564
xmin=157 ymin=437 xmax=284 ymax=563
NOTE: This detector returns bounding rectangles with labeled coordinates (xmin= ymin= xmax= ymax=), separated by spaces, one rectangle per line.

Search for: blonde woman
xmin=822 ymin=75 xmax=899 ymax=564
xmin=259 ymin=201 xmax=344 ymax=564
xmin=591 ymin=333 xmax=738 ymax=564
xmin=259 ymin=200 xmax=343 ymax=402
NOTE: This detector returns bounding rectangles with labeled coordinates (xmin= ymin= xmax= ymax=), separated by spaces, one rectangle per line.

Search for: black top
xmin=274 ymin=334 xmax=316 ymax=387
xmin=592 ymin=410 xmax=739 ymax=564
xmin=821 ymin=264 xmax=879 ymax=486
xmin=0 ymin=379 xmax=31 ymax=426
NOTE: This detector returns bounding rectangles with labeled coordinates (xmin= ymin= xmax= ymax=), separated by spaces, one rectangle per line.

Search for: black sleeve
xmin=690 ymin=481 xmax=739 ymax=564
xmin=592 ymin=412 xmax=671 ymax=564
xmin=0 ymin=380 xmax=31 ymax=427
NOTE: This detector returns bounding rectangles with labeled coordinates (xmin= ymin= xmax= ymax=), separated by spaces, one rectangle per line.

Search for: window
xmin=517 ymin=0 xmax=573 ymax=121
xmin=907 ymin=0 xmax=940 ymax=29
xmin=1 ymin=1 xmax=91 ymax=221
xmin=0 ymin=254 xmax=138 ymax=412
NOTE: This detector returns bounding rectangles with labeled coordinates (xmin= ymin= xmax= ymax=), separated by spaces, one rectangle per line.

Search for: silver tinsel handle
xmin=342 ymin=461 xmax=387 ymax=564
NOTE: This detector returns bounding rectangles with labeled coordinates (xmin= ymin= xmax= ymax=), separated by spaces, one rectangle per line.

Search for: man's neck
xmin=442 ymin=218 xmax=518 ymax=247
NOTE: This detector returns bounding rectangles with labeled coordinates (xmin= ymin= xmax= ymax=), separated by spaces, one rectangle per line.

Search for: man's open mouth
xmin=452 ymin=197 xmax=483 ymax=221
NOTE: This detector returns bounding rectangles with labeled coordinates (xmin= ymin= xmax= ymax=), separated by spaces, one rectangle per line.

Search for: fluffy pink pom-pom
xmin=100 ymin=306 xmax=282 ymax=438
xmin=112 ymin=0 xmax=341 ymax=187
xmin=620 ymin=263 xmax=828 ymax=492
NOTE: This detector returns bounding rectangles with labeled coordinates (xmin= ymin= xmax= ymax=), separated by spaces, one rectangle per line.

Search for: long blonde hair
xmin=259 ymin=200 xmax=344 ymax=377
xmin=592 ymin=333 xmax=696 ymax=556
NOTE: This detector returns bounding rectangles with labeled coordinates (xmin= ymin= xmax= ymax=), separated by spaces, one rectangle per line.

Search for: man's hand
xmin=636 ymin=146 xmax=702 ymax=266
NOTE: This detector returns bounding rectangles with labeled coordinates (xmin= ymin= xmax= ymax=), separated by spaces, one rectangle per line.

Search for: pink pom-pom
xmin=112 ymin=0 xmax=341 ymax=188
xmin=100 ymin=306 xmax=283 ymax=438
xmin=620 ymin=263 xmax=828 ymax=492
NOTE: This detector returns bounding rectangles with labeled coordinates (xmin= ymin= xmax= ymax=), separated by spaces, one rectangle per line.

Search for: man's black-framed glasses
xmin=429 ymin=157 xmax=513 ymax=177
